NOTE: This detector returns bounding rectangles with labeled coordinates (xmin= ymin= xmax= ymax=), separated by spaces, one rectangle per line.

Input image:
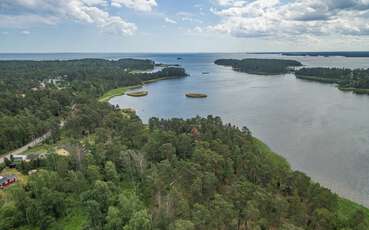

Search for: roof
xmin=13 ymin=155 xmax=27 ymax=159
xmin=0 ymin=175 xmax=16 ymax=184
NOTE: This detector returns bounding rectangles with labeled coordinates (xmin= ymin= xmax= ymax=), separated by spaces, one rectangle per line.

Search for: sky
xmin=1 ymin=0 xmax=369 ymax=53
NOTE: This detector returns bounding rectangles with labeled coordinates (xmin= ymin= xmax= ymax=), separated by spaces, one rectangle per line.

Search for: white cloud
xmin=188 ymin=26 xmax=203 ymax=33
xmin=216 ymin=0 xmax=240 ymax=6
xmin=0 ymin=0 xmax=137 ymax=35
xmin=82 ymin=0 xmax=107 ymax=6
xmin=21 ymin=30 xmax=31 ymax=35
xmin=0 ymin=14 xmax=59 ymax=28
xmin=176 ymin=12 xmax=203 ymax=24
xmin=211 ymin=0 xmax=369 ymax=38
xmin=165 ymin=17 xmax=177 ymax=24
xmin=111 ymin=0 xmax=157 ymax=12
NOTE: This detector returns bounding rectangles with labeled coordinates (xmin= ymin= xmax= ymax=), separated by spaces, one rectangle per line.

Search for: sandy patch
xmin=56 ymin=148 xmax=70 ymax=157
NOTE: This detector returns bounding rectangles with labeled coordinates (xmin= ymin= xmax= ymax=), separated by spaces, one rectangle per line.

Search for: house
xmin=12 ymin=154 xmax=28 ymax=161
xmin=0 ymin=175 xmax=17 ymax=189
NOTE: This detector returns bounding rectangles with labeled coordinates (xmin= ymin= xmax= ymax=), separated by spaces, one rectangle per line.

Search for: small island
xmin=186 ymin=93 xmax=208 ymax=98
xmin=127 ymin=91 xmax=148 ymax=97
xmin=215 ymin=58 xmax=302 ymax=75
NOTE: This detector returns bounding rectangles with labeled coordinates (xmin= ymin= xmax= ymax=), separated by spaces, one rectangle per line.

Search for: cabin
xmin=12 ymin=154 xmax=28 ymax=162
xmin=0 ymin=175 xmax=17 ymax=189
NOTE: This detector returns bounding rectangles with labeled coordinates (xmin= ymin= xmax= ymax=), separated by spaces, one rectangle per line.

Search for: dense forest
xmin=1 ymin=100 xmax=368 ymax=229
xmin=215 ymin=59 xmax=302 ymax=75
xmin=295 ymin=68 xmax=369 ymax=94
xmin=1 ymin=58 xmax=369 ymax=230
xmin=0 ymin=59 xmax=186 ymax=154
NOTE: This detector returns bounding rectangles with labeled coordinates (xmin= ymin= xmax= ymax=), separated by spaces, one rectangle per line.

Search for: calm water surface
xmin=2 ymin=53 xmax=369 ymax=207
xmin=110 ymin=53 xmax=369 ymax=206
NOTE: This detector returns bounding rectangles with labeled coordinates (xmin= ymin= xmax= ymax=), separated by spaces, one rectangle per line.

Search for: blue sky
xmin=1 ymin=0 xmax=369 ymax=52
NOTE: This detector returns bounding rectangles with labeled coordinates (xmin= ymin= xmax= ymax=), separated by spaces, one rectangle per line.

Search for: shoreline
xmin=295 ymin=74 xmax=341 ymax=83
xmin=98 ymin=77 xmax=175 ymax=102
xmin=296 ymin=75 xmax=369 ymax=95
xmin=98 ymin=85 xmax=143 ymax=102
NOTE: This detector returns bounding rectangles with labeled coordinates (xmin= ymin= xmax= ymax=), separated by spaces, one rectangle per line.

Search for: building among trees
xmin=0 ymin=175 xmax=17 ymax=189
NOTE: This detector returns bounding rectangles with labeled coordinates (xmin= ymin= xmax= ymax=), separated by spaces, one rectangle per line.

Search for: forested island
xmin=0 ymin=58 xmax=369 ymax=230
xmin=215 ymin=58 xmax=302 ymax=75
xmin=215 ymin=57 xmax=369 ymax=95
xmin=296 ymin=68 xmax=369 ymax=94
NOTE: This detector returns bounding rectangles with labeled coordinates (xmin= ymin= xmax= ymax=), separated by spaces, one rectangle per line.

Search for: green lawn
xmin=98 ymin=85 xmax=142 ymax=102
xmin=98 ymin=78 xmax=172 ymax=103
xmin=23 ymin=144 xmax=50 ymax=155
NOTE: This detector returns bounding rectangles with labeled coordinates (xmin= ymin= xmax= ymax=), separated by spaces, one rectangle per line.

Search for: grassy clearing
xmin=99 ymin=77 xmax=172 ymax=102
xmin=23 ymin=144 xmax=50 ymax=155
xmin=99 ymin=85 xmax=142 ymax=102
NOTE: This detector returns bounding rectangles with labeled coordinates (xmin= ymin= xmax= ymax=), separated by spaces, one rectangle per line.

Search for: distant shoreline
xmin=249 ymin=51 xmax=369 ymax=58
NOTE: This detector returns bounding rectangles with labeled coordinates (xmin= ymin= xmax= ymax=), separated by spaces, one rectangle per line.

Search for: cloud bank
xmin=0 ymin=0 xmax=158 ymax=35
xmin=211 ymin=0 xmax=369 ymax=38
xmin=111 ymin=0 xmax=157 ymax=12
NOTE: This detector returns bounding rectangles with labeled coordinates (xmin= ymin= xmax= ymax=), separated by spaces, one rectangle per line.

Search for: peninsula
xmin=296 ymin=67 xmax=369 ymax=94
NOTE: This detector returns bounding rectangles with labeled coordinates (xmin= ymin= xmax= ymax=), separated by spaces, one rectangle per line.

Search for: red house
xmin=0 ymin=175 xmax=17 ymax=189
